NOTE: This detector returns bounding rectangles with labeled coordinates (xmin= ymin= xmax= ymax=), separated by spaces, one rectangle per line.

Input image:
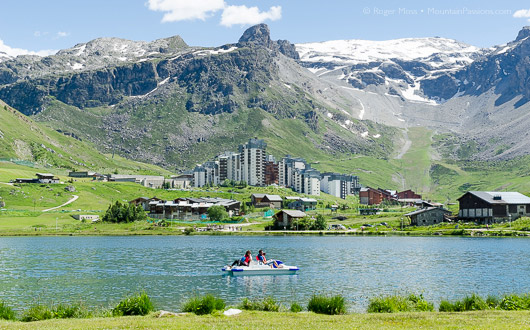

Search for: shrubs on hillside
xmin=287 ymin=215 xmax=327 ymax=231
xmin=102 ymin=201 xmax=147 ymax=223
xmin=207 ymin=205 xmax=229 ymax=222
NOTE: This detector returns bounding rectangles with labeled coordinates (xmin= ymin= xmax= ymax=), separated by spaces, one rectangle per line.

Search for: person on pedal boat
xmin=257 ymin=249 xmax=282 ymax=268
xmin=231 ymin=250 xmax=252 ymax=267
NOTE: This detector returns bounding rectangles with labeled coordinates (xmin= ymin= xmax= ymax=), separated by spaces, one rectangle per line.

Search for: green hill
xmin=0 ymin=100 xmax=169 ymax=176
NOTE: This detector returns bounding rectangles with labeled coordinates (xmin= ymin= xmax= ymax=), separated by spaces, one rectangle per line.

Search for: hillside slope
xmin=0 ymin=100 xmax=169 ymax=175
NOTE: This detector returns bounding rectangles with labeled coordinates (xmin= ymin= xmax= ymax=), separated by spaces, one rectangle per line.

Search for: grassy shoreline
xmin=1 ymin=310 xmax=530 ymax=329
xmin=0 ymin=225 xmax=529 ymax=237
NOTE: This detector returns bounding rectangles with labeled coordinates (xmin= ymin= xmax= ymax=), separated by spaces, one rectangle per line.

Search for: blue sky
xmin=1 ymin=0 xmax=529 ymax=55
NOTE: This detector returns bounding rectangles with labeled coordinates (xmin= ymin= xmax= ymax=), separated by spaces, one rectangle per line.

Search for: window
xmin=509 ymin=205 xmax=517 ymax=213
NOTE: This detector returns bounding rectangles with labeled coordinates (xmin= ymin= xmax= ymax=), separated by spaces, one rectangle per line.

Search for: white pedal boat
xmin=222 ymin=261 xmax=299 ymax=276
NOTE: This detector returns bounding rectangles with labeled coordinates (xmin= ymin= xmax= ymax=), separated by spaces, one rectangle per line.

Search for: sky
xmin=1 ymin=0 xmax=530 ymax=56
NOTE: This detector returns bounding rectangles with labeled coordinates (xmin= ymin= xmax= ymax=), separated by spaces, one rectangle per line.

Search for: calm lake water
xmin=0 ymin=235 xmax=529 ymax=312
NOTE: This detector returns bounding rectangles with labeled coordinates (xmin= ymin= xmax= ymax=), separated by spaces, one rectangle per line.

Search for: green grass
xmin=5 ymin=310 xmax=526 ymax=329
xmin=182 ymin=295 xmax=225 ymax=315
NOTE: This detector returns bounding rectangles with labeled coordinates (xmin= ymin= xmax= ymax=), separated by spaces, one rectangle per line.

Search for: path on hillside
xmin=395 ymin=128 xmax=411 ymax=159
xmin=0 ymin=182 xmax=14 ymax=186
xmin=42 ymin=195 xmax=79 ymax=212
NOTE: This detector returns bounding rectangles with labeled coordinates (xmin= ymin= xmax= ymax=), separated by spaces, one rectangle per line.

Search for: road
xmin=42 ymin=195 xmax=79 ymax=212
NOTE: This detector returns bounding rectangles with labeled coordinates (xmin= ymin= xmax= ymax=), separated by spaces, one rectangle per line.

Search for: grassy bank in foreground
xmin=0 ymin=310 xmax=529 ymax=329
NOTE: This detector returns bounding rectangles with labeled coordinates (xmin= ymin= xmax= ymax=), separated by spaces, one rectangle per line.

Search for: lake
xmin=0 ymin=235 xmax=529 ymax=312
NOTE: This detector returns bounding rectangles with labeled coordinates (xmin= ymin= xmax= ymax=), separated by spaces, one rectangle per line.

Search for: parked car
xmin=362 ymin=224 xmax=373 ymax=227
xmin=330 ymin=224 xmax=346 ymax=230
xmin=380 ymin=222 xmax=389 ymax=227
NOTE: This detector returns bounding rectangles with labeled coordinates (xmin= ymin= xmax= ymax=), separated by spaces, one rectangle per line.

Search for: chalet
xmin=129 ymin=197 xmax=161 ymax=211
xmin=457 ymin=191 xmax=530 ymax=224
xmin=16 ymin=173 xmax=59 ymax=184
xmin=273 ymin=210 xmax=306 ymax=229
xmin=251 ymin=194 xmax=283 ymax=209
xmin=405 ymin=207 xmax=452 ymax=226
xmin=397 ymin=189 xmax=422 ymax=200
xmin=288 ymin=197 xmax=318 ymax=211
xmin=359 ymin=187 xmax=395 ymax=205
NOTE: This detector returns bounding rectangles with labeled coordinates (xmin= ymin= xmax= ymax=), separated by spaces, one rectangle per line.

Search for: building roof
xmin=263 ymin=194 xmax=283 ymax=202
xmin=300 ymin=198 xmax=317 ymax=203
xmin=405 ymin=207 xmax=451 ymax=217
xmin=459 ymin=191 xmax=530 ymax=205
xmin=285 ymin=196 xmax=300 ymax=200
xmin=279 ymin=210 xmax=306 ymax=218
xmin=36 ymin=173 xmax=56 ymax=177
xmin=398 ymin=198 xmax=424 ymax=203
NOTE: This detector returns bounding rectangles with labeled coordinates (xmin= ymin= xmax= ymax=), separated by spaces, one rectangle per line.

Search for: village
xmin=10 ymin=138 xmax=530 ymax=231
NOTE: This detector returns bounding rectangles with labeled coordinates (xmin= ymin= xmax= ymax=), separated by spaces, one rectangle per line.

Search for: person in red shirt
xmin=231 ymin=250 xmax=252 ymax=267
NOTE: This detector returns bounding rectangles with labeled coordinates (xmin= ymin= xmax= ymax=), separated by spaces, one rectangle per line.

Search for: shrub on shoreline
xmin=0 ymin=301 xmax=16 ymax=321
xmin=499 ymin=294 xmax=530 ymax=311
xmin=307 ymin=295 xmax=346 ymax=315
xmin=182 ymin=294 xmax=225 ymax=315
xmin=240 ymin=297 xmax=281 ymax=312
xmin=21 ymin=303 xmax=91 ymax=322
xmin=112 ymin=292 xmax=154 ymax=316
xmin=367 ymin=294 xmax=434 ymax=313
xmin=439 ymin=294 xmax=488 ymax=312
xmin=290 ymin=302 xmax=303 ymax=313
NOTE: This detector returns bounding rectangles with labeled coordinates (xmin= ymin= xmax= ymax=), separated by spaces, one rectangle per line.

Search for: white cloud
xmin=0 ymin=39 xmax=56 ymax=58
xmin=56 ymin=31 xmax=70 ymax=38
xmin=147 ymin=0 xmax=225 ymax=22
xmin=513 ymin=9 xmax=530 ymax=18
xmin=220 ymin=5 xmax=281 ymax=27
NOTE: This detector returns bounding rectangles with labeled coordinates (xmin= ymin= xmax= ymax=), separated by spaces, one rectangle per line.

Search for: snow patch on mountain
xmin=296 ymin=37 xmax=480 ymax=64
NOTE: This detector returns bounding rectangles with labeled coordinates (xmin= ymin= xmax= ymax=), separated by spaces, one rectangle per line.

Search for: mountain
xmin=297 ymin=27 xmax=530 ymax=161
xmin=1 ymin=23 xmax=530 ymax=193
xmin=0 ymin=24 xmax=394 ymax=170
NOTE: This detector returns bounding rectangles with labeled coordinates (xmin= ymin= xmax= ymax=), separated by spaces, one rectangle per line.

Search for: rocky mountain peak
xmin=238 ymin=24 xmax=299 ymax=59
xmin=238 ymin=24 xmax=274 ymax=48
xmin=516 ymin=26 xmax=530 ymax=42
